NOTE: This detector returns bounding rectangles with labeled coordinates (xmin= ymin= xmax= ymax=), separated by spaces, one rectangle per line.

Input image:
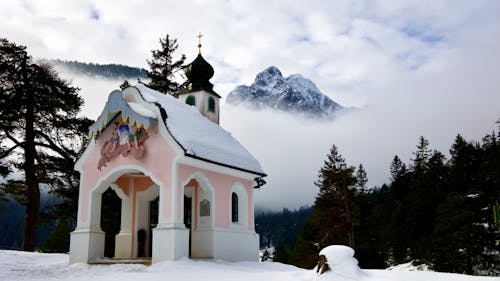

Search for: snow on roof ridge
xmin=134 ymin=84 xmax=265 ymax=176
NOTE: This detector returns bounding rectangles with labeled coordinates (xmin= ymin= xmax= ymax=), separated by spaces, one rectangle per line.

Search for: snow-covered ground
xmin=1 ymin=250 xmax=497 ymax=281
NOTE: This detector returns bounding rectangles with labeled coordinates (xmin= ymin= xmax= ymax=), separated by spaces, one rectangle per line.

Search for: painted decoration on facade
xmin=98 ymin=121 xmax=150 ymax=170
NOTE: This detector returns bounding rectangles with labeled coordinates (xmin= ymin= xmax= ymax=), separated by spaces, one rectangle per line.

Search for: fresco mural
xmin=98 ymin=121 xmax=149 ymax=170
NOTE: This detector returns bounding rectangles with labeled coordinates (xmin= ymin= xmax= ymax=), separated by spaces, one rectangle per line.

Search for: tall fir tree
xmin=146 ymin=34 xmax=186 ymax=97
xmin=314 ymin=144 xmax=357 ymax=248
xmin=389 ymin=155 xmax=406 ymax=183
xmin=356 ymin=164 xmax=368 ymax=191
xmin=0 ymin=38 xmax=91 ymax=251
xmin=289 ymin=144 xmax=357 ymax=269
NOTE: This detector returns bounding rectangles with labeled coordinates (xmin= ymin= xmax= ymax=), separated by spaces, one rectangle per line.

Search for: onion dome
xmin=185 ymin=54 xmax=215 ymax=88
xmin=183 ymin=34 xmax=220 ymax=97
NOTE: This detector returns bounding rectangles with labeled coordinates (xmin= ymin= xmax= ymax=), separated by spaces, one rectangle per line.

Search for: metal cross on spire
xmin=197 ymin=32 xmax=203 ymax=54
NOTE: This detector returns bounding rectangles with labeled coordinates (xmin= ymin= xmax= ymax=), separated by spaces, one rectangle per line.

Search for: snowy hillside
xmin=1 ymin=250 xmax=496 ymax=281
xmin=226 ymin=66 xmax=342 ymax=118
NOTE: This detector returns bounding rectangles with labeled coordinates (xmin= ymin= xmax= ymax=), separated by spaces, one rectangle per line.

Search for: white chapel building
xmin=69 ymin=44 xmax=266 ymax=264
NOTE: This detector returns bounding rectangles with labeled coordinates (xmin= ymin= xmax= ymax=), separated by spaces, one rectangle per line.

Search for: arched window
xmin=186 ymin=95 xmax=196 ymax=106
xmin=231 ymin=192 xmax=239 ymax=223
xmin=208 ymin=96 xmax=216 ymax=113
xmin=200 ymin=199 xmax=210 ymax=217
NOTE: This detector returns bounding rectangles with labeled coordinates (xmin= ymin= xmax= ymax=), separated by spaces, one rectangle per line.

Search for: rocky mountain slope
xmin=226 ymin=66 xmax=342 ymax=118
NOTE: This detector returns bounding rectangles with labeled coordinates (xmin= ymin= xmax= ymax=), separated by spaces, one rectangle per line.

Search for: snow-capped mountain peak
xmin=226 ymin=66 xmax=342 ymax=118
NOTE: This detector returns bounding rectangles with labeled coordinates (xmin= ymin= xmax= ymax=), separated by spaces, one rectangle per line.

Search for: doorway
xmin=184 ymin=195 xmax=192 ymax=256
xmin=148 ymin=196 xmax=159 ymax=257
xmin=100 ymin=187 xmax=121 ymax=258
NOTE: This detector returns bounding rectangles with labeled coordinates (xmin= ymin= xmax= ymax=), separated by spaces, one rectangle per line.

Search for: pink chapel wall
xmin=177 ymin=164 xmax=254 ymax=230
xmin=78 ymin=118 xmax=176 ymax=225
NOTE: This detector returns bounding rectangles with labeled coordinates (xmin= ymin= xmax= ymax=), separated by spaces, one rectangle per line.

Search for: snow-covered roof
xmin=134 ymin=84 xmax=266 ymax=177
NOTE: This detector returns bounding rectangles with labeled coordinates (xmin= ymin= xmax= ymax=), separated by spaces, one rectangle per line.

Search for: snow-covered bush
xmin=315 ymin=245 xmax=363 ymax=280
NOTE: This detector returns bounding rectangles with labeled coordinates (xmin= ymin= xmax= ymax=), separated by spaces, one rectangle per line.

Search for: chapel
xmin=69 ymin=40 xmax=266 ymax=264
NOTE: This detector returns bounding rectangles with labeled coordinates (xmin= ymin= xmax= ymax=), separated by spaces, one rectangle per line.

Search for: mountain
xmin=50 ymin=59 xmax=148 ymax=80
xmin=226 ymin=66 xmax=342 ymax=118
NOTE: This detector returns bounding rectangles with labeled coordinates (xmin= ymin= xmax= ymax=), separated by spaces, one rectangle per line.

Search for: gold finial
xmin=197 ymin=32 xmax=203 ymax=54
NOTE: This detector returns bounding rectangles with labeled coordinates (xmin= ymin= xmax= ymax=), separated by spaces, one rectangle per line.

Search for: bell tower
xmin=178 ymin=33 xmax=221 ymax=124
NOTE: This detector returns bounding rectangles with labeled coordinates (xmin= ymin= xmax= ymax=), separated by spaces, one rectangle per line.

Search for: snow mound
xmin=387 ymin=261 xmax=431 ymax=271
xmin=316 ymin=245 xmax=363 ymax=281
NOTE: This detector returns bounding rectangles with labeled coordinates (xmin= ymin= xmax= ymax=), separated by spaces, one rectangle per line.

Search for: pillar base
xmin=152 ymin=225 xmax=189 ymax=263
xmin=213 ymin=230 xmax=259 ymax=261
xmin=69 ymin=228 xmax=105 ymax=264
xmin=114 ymin=231 xmax=133 ymax=258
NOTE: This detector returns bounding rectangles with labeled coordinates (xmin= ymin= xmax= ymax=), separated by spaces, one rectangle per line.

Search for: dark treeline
xmin=287 ymin=132 xmax=499 ymax=276
xmin=50 ymin=59 xmax=148 ymax=80
xmin=255 ymin=206 xmax=314 ymax=262
xmin=0 ymin=194 xmax=55 ymax=250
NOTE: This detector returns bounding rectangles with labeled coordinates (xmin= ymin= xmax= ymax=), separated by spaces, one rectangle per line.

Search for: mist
xmin=221 ymin=48 xmax=500 ymax=210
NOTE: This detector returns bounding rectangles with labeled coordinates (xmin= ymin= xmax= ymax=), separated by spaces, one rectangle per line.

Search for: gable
xmin=88 ymin=90 xmax=158 ymax=139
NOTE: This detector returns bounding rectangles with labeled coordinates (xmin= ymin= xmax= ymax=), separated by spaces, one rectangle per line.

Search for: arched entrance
xmin=101 ymin=187 xmax=121 ymax=258
xmin=182 ymin=173 xmax=215 ymax=258
xmin=85 ymin=167 xmax=162 ymax=261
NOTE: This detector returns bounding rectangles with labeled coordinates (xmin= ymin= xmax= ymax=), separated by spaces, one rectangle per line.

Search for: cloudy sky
xmin=1 ymin=0 xmax=499 ymax=210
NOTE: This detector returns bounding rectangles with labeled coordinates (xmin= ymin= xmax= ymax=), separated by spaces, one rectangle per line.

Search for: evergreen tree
xmin=39 ymin=219 xmax=71 ymax=253
xmin=433 ymin=133 xmax=500 ymax=274
xmin=0 ymin=38 xmax=90 ymax=251
xmin=356 ymin=164 xmax=368 ymax=191
xmin=313 ymin=144 xmax=357 ymax=248
xmin=389 ymin=155 xmax=406 ymax=183
xmin=412 ymin=136 xmax=431 ymax=172
xmin=119 ymin=80 xmax=131 ymax=90
xmin=289 ymin=145 xmax=365 ymax=268
xmin=146 ymin=34 xmax=186 ymax=97
xmin=288 ymin=219 xmax=321 ymax=268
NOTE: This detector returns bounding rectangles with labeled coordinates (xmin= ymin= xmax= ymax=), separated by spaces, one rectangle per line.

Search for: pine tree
xmin=0 ymin=38 xmax=91 ymax=251
xmin=412 ymin=136 xmax=431 ymax=172
xmin=39 ymin=219 xmax=71 ymax=253
xmin=289 ymin=145 xmax=360 ymax=268
xmin=119 ymin=80 xmax=131 ymax=90
xmin=389 ymin=155 xmax=406 ymax=183
xmin=356 ymin=164 xmax=368 ymax=191
xmin=146 ymin=34 xmax=186 ymax=97
xmin=313 ymin=144 xmax=357 ymax=247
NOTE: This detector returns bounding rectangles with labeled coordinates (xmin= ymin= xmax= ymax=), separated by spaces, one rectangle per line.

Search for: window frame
xmin=208 ymin=96 xmax=216 ymax=113
xmin=186 ymin=95 xmax=196 ymax=106
xmin=231 ymin=192 xmax=239 ymax=223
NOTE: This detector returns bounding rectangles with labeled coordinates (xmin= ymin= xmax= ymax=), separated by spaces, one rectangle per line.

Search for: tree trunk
xmin=341 ymin=184 xmax=354 ymax=248
xmin=21 ymin=57 xmax=39 ymax=252
xmin=22 ymin=170 xmax=39 ymax=251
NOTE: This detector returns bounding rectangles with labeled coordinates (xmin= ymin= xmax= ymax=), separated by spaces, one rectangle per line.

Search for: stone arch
xmin=85 ymin=164 xmax=165 ymax=262
xmin=180 ymin=171 xmax=215 ymax=258
xmin=180 ymin=171 xmax=216 ymax=228
xmin=88 ymin=165 xmax=162 ymax=224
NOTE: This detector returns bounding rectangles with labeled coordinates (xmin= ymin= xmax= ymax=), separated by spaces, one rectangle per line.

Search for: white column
xmin=70 ymin=187 xmax=105 ymax=263
xmin=152 ymin=176 xmax=190 ymax=262
xmin=114 ymin=182 xmax=133 ymax=258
